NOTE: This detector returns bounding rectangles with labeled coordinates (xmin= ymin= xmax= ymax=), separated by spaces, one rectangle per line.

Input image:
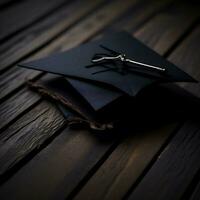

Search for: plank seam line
xmin=0 ymin=1 xmax=180 ymax=184
xmin=0 ymin=0 xmax=73 ymax=44
xmin=0 ymin=0 xmax=176 ymax=75
xmin=0 ymin=0 xmax=109 ymax=74
xmin=82 ymin=0 xmax=174 ymax=45
xmin=0 ymin=0 xmax=188 ymax=188
xmin=164 ymin=18 xmax=200 ymax=58
xmin=0 ymin=0 xmax=173 ymax=102
xmin=122 ymin=15 xmax=200 ymax=198
xmin=66 ymin=137 xmax=122 ymax=200
xmin=128 ymin=0 xmax=179 ymax=33
xmin=0 ymin=0 xmax=147 ymax=106
xmin=180 ymin=145 xmax=200 ymax=200
xmin=0 ymin=0 xmax=169 ymax=187
xmin=0 ymin=98 xmax=42 ymax=133
xmin=0 ymin=120 xmax=68 ymax=185
xmin=0 ymin=72 xmax=45 ymax=104
xmin=122 ymin=121 xmax=184 ymax=200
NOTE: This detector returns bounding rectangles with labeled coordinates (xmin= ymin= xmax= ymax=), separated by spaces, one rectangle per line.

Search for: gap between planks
xmin=0 ymin=0 xmax=72 ymax=43
xmin=0 ymin=1 xmax=155 ymax=179
xmin=0 ymin=0 xmax=198 ymax=199
xmin=0 ymin=0 xmax=107 ymax=73
xmin=126 ymin=25 xmax=200 ymax=200
xmin=72 ymin=4 xmax=198 ymax=199
xmin=0 ymin=0 xmax=173 ymax=129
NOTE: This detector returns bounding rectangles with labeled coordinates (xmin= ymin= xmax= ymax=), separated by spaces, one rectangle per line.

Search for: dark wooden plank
xmin=0 ymin=0 xmax=141 ymax=102
xmin=0 ymin=0 xmax=171 ymax=131
xmin=74 ymin=124 xmax=178 ymax=200
xmin=0 ymin=0 xmax=147 ymax=131
xmin=0 ymin=0 xmax=175 ymax=136
xmin=128 ymin=25 xmax=200 ymax=200
xmin=0 ymin=67 xmax=40 ymax=101
xmin=0 ymin=1 xmax=176 ymax=199
xmin=109 ymin=0 xmax=175 ymax=32
xmin=0 ymin=1 xmax=177 ymax=131
xmin=135 ymin=3 xmax=200 ymax=55
xmin=128 ymin=120 xmax=200 ymax=200
xmin=0 ymin=0 xmax=105 ymax=72
xmin=0 ymin=123 xmax=116 ymax=200
xmin=0 ymin=1 xmax=196 ymax=200
xmin=0 ymin=0 xmax=145 ymax=178
xmin=0 ymin=101 xmax=66 ymax=177
xmin=0 ymin=87 xmax=40 ymax=131
xmin=0 ymin=0 xmax=70 ymax=42
xmin=169 ymin=26 xmax=200 ymax=98
xmin=0 ymin=0 xmax=172 ymax=66
xmin=72 ymin=3 xmax=200 ymax=200
xmin=1 ymin=0 xmax=167 ymax=133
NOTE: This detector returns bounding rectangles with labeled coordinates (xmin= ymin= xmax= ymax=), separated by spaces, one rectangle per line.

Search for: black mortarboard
xmin=19 ymin=31 xmax=197 ymax=126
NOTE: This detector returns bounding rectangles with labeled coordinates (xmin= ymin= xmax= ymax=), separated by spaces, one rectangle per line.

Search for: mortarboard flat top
xmin=19 ymin=31 xmax=196 ymax=111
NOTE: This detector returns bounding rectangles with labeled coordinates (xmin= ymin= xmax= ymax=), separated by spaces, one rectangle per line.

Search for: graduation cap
xmin=19 ymin=31 xmax=197 ymax=130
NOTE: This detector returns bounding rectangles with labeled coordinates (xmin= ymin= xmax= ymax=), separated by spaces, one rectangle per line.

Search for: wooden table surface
xmin=0 ymin=0 xmax=200 ymax=199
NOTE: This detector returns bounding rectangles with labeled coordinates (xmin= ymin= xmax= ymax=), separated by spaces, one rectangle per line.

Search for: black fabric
xmin=19 ymin=31 xmax=196 ymax=111
xmin=28 ymin=75 xmax=200 ymax=132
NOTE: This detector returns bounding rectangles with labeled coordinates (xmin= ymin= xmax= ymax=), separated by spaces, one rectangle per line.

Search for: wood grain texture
xmin=0 ymin=0 xmax=140 ymax=101
xmin=0 ymin=1 xmax=108 ymax=128
xmin=74 ymin=124 xmax=177 ymax=200
xmin=0 ymin=0 xmax=173 ymax=73
xmin=0 ymin=0 xmax=105 ymax=72
xmin=135 ymin=3 xmax=200 ymax=55
xmin=128 ymin=25 xmax=200 ymax=200
xmin=72 ymin=3 xmax=200 ymax=200
xmin=2 ymin=0 xmax=198 ymax=198
xmin=109 ymin=0 xmax=174 ymax=32
xmin=0 ymin=1 xmax=177 ymax=199
xmin=0 ymin=0 xmax=149 ymax=171
xmin=0 ymin=1 xmax=199 ymax=200
xmin=0 ymin=101 xmax=66 ymax=177
xmin=0 ymin=0 xmax=164 ymax=132
xmin=169 ymin=25 xmax=200 ymax=97
xmin=0 ymin=0 xmax=144 ymax=181
xmin=0 ymin=0 xmax=69 ymax=42
xmin=0 ymin=0 xmax=175 ymax=131
xmin=0 ymin=126 xmax=117 ymax=200
xmin=0 ymin=67 xmax=41 ymax=101
xmin=0 ymin=87 xmax=40 ymax=131
xmin=128 ymin=120 xmax=200 ymax=200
